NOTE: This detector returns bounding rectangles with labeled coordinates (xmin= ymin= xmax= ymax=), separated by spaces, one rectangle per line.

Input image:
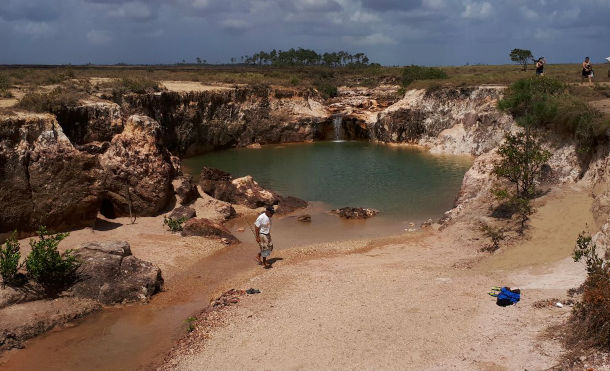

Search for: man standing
xmin=254 ymin=206 xmax=274 ymax=268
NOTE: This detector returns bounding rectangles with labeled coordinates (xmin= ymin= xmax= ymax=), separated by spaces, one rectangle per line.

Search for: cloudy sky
xmin=1 ymin=0 xmax=608 ymax=66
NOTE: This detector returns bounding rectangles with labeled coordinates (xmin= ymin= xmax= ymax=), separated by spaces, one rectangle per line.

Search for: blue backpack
xmin=496 ymin=287 xmax=520 ymax=306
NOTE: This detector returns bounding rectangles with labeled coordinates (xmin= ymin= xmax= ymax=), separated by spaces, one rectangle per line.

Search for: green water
xmin=183 ymin=141 xmax=472 ymax=221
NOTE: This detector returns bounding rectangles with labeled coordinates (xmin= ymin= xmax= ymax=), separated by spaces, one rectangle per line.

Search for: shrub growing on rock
xmin=0 ymin=232 xmax=21 ymax=286
xmin=25 ymin=227 xmax=79 ymax=297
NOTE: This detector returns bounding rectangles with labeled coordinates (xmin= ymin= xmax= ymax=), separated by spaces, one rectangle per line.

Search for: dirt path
xmin=164 ymin=186 xmax=596 ymax=370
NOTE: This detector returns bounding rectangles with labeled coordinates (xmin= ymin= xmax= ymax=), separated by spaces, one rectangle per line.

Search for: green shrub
xmin=493 ymin=130 xmax=551 ymax=199
xmin=25 ymin=226 xmax=79 ymax=297
xmin=119 ymin=77 xmax=161 ymax=93
xmin=17 ymin=88 xmax=80 ymax=112
xmin=185 ymin=316 xmax=197 ymax=332
xmin=289 ymin=76 xmax=300 ymax=86
xmin=164 ymin=217 xmax=187 ymax=232
xmin=0 ymin=73 xmax=13 ymax=98
xmin=313 ymin=80 xmax=338 ymax=98
xmin=0 ymin=232 xmax=21 ymax=286
xmin=401 ymin=65 xmax=448 ymax=87
xmin=498 ymin=77 xmax=608 ymax=155
xmin=566 ymin=233 xmax=610 ymax=350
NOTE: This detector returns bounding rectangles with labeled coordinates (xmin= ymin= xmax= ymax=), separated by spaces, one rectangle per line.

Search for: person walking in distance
xmin=255 ymin=206 xmax=275 ymax=268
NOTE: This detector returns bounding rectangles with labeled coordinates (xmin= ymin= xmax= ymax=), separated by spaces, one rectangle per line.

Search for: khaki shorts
xmin=259 ymin=234 xmax=273 ymax=257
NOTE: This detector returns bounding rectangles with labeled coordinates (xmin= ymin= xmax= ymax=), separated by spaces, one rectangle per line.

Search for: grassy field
xmin=0 ymin=63 xmax=607 ymax=91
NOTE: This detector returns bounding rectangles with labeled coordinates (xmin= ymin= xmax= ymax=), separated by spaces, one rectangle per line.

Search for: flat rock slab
xmin=80 ymin=240 xmax=131 ymax=256
xmin=0 ymin=297 xmax=101 ymax=351
xmin=181 ymin=218 xmax=240 ymax=244
xmin=169 ymin=206 xmax=196 ymax=221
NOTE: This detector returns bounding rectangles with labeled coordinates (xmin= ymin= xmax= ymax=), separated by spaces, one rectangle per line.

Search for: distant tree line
xmin=237 ymin=48 xmax=373 ymax=67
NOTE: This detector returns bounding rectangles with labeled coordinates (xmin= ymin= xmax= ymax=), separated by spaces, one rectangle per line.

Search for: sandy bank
xmin=162 ymin=185 xmax=602 ymax=370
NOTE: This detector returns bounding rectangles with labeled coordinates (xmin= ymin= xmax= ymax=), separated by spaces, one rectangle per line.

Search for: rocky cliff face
xmin=0 ymin=111 xmax=177 ymax=233
xmin=1 ymin=84 xmax=607 ymax=234
xmin=370 ymin=87 xmax=514 ymax=155
xmin=125 ymin=86 xmax=328 ymax=156
xmin=0 ymin=113 xmax=99 ymax=232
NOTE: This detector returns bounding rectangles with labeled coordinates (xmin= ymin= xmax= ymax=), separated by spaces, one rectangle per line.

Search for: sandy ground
xmin=164 ymin=185 xmax=602 ymax=370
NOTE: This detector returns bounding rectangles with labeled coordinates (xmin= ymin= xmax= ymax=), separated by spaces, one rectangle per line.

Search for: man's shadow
xmin=265 ymin=257 xmax=283 ymax=268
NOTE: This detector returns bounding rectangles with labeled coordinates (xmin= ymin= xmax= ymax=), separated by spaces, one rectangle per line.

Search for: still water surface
xmin=184 ymin=141 xmax=473 ymax=220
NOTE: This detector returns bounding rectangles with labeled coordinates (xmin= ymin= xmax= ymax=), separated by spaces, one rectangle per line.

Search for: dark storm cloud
xmin=0 ymin=0 xmax=608 ymax=65
xmin=360 ymin=0 xmax=422 ymax=12
xmin=0 ymin=0 xmax=61 ymax=21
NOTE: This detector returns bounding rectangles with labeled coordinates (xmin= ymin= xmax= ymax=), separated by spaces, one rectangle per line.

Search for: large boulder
xmin=331 ymin=207 xmax=379 ymax=219
xmin=0 ymin=113 xmax=100 ymax=233
xmin=198 ymin=166 xmax=283 ymax=209
xmin=70 ymin=241 xmax=163 ymax=304
xmin=181 ymin=218 xmax=239 ymax=244
xmin=99 ymin=115 xmax=176 ymax=216
xmin=172 ymin=175 xmax=199 ymax=205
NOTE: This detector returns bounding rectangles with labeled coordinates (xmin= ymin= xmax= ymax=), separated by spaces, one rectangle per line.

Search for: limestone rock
xmin=70 ymin=241 xmax=163 ymax=304
xmin=53 ymin=101 xmax=123 ymax=145
xmin=169 ymin=206 xmax=196 ymax=220
xmin=0 ymin=113 xmax=100 ymax=233
xmin=99 ymin=115 xmax=176 ymax=217
xmin=172 ymin=175 xmax=199 ymax=205
xmin=198 ymin=166 xmax=280 ymax=208
xmin=181 ymin=218 xmax=240 ymax=244
xmin=331 ymin=207 xmax=379 ymax=219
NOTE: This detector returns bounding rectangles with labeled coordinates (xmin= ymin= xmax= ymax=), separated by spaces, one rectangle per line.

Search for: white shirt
xmin=254 ymin=213 xmax=272 ymax=235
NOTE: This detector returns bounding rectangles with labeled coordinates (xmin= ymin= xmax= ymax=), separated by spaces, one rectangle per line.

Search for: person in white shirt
xmin=254 ymin=206 xmax=275 ymax=268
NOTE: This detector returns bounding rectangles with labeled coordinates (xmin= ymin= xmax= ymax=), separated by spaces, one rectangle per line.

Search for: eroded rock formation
xmin=331 ymin=207 xmax=379 ymax=219
xmin=71 ymin=240 xmax=164 ymax=304
xmin=0 ymin=113 xmax=100 ymax=232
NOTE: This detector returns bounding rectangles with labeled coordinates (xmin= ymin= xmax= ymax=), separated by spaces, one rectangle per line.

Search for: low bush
xmin=0 ymin=232 xmax=21 ymax=286
xmin=313 ymin=80 xmax=338 ymax=98
xmin=25 ymin=226 xmax=79 ymax=297
xmin=564 ymin=233 xmax=610 ymax=351
xmin=16 ymin=80 xmax=92 ymax=112
xmin=164 ymin=217 xmax=187 ymax=232
xmin=498 ymin=77 xmax=609 ymax=155
xmin=103 ymin=77 xmax=161 ymax=104
xmin=44 ymin=67 xmax=75 ymax=84
xmin=401 ymin=65 xmax=448 ymax=87
xmin=17 ymin=88 xmax=80 ymax=112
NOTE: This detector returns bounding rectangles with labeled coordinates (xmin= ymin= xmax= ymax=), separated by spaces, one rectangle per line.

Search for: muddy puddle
xmin=0 ymin=243 xmax=261 ymax=371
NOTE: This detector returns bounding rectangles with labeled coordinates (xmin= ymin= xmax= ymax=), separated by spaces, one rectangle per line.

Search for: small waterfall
xmin=333 ymin=115 xmax=344 ymax=141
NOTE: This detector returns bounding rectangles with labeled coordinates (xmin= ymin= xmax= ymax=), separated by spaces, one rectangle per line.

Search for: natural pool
xmin=184 ymin=141 xmax=473 ymax=243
